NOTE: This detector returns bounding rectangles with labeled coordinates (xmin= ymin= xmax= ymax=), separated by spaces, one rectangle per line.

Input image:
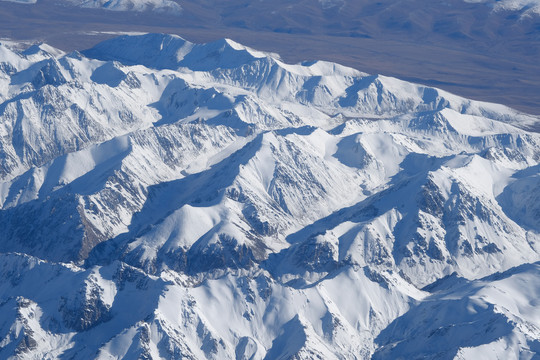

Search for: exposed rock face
xmin=59 ymin=275 xmax=112 ymax=331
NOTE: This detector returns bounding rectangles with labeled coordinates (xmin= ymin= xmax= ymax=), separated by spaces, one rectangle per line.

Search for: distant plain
xmin=1 ymin=0 xmax=539 ymax=115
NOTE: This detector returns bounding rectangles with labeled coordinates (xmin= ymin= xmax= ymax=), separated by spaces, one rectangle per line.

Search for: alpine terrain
xmin=0 ymin=33 xmax=539 ymax=359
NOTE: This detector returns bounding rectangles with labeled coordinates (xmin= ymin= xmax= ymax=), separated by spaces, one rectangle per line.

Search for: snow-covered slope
xmin=464 ymin=0 xmax=540 ymax=16
xmin=374 ymin=262 xmax=540 ymax=359
xmin=1 ymin=0 xmax=37 ymax=3
xmin=65 ymin=0 xmax=181 ymax=13
xmin=1 ymin=0 xmax=182 ymax=12
xmin=0 ymin=34 xmax=539 ymax=359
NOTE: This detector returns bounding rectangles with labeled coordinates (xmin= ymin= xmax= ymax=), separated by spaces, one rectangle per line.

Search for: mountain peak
xmin=82 ymin=33 xmax=278 ymax=72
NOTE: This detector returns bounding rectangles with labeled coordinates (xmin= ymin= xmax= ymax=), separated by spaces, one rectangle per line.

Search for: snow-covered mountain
xmin=1 ymin=0 xmax=181 ymax=12
xmin=63 ymin=0 xmax=181 ymax=13
xmin=0 ymin=33 xmax=539 ymax=359
xmin=464 ymin=0 xmax=540 ymax=16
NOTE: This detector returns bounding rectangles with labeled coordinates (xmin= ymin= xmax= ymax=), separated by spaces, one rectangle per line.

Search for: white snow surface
xmin=34 ymin=0 xmax=182 ymax=12
xmin=463 ymin=0 xmax=540 ymax=15
xmin=0 ymin=0 xmax=37 ymax=3
xmin=0 ymin=33 xmax=539 ymax=359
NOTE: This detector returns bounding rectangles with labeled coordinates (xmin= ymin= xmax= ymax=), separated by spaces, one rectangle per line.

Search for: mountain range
xmin=0 ymin=33 xmax=539 ymax=359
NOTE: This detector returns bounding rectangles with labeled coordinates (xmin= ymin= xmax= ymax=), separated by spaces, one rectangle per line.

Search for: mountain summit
xmin=0 ymin=34 xmax=539 ymax=359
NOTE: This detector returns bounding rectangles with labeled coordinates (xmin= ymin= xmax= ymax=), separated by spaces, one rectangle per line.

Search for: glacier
xmin=0 ymin=33 xmax=539 ymax=359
